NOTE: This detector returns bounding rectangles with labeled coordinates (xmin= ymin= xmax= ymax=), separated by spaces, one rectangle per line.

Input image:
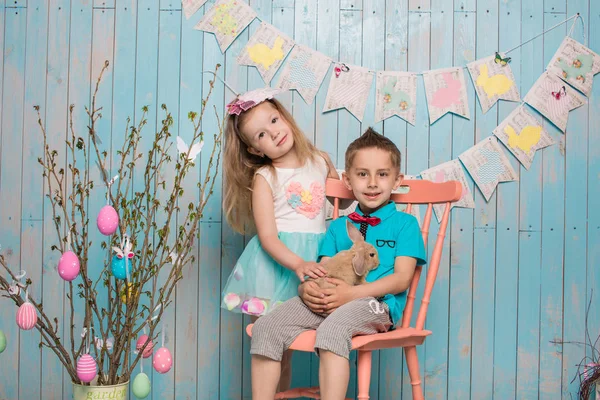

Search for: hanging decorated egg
xmin=132 ymin=372 xmax=151 ymax=399
xmin=110 ymin=255 xmax=128 ymax=280
xmin=16 ymin=302 xmax=37 ymax=330
xmin=136 ymin=335 xmax=154 ymax=358
xmin=120 ymin=282 xmax=137 ymax=304
xmin=0 ymin=330 xmax=6 ymax=353
xmin=76 ymin=354 xmax=97 ymax=383
xmin=57 ymin=250 xmax=80 ymax=281
xmin=152 ymin=347 xmax=172 ymax=374
xmin=97 ymin=205 xmax=119 ymax=236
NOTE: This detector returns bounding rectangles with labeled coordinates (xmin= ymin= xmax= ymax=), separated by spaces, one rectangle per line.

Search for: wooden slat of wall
xmin=447 ymin=10 xmax=475 ymax=400
xmin=471 ymin=2 xmax=499 ymax=398
xmin=176 ymin=1 xmax=205 ymax=399
xmin=586 ymin=4 xmax=600 ymax=400
xmin=292 ymin=0 xmax=317 ymax=143
xmin=18 ymin=1 xmax=49 ymax=398
xmin=559 ymin=0 xmax=589 ymax=397
xmin=63 ymin=1 xmax=93 ymax=397
xmin=493 ymin=0 xmax=521 ymax=397
xmin=133 ymin=3 xmax=161 ymax=399
xmin=0 ymin=7 xmax=26 ymax=400
xmin=88 ymin=7 xmax=114 ymax=399
xmin=40 ymin=2 xmax=71 ymax=398
xmin=422 ymin=1 xmax=453 ymax=398
xmin=315 ymin=0 xmax=340 ymax=169
xmin=379 ymin=1 xmax=408 ymax=397
xmin=402 ymin=8 xmax=430 ymax=399
xmin=154 ymin=8 xmax=182 ymax=399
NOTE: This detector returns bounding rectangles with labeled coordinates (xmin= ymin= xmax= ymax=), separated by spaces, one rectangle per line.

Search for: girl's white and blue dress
xmin=221 ymin=156 xmax=328 ymax=316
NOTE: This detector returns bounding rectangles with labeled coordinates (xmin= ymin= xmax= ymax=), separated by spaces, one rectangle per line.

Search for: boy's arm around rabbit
xmin=299 ymin=255 xmax=417 ymax=314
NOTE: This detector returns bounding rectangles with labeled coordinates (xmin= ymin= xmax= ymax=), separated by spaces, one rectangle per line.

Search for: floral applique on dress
xmin=285 ymin=181 xmax=325 ymax=219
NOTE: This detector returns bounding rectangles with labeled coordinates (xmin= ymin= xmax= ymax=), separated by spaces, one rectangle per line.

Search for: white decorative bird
xmin=176 ymin=136 xmax=204 ymax=163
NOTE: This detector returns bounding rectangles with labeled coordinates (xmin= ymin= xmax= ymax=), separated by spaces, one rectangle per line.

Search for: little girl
xmin=221 ymin=87 xmax=339 ymax=317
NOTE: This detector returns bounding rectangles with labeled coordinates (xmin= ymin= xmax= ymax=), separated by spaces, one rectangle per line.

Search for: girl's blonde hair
xmin=223 ymin=99 xmax=320 ymax=234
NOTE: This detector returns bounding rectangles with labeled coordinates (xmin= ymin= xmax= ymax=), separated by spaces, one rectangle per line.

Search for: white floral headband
xmin=226 ymin=87 xmax=283 ymax=116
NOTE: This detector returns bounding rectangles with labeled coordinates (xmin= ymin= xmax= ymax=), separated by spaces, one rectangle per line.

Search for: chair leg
xmin=357 ymin=350 xmax=372 ymax=400
xmin=404 ymin=346 xmax=424 ymax=400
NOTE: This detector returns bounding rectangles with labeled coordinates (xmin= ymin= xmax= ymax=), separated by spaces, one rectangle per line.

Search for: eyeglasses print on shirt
xmin=376 ymin=239 xmax=396 ymax=249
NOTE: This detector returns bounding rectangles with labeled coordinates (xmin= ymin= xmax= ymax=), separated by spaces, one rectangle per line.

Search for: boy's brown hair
xmin=345 ymin=127 xmax=402 ymax=171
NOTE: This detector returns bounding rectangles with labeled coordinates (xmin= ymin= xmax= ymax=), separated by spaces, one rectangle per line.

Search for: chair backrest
xmin=326 ymin=178 xmax=462 ymax=330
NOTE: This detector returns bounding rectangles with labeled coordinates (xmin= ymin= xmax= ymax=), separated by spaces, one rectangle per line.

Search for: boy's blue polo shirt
xmin=318 ymin=202 xmax=427 ymax=327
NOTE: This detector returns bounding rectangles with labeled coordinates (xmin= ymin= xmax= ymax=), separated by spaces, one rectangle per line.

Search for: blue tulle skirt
xmin=221 ymin=231 xmax=325 ymax=316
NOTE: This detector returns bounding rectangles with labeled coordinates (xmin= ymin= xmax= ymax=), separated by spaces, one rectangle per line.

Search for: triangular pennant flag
xmin=524 ymin=71 xmax=586 ymax=133
xmin=323 ymin=63 xmax=374 ymax=122
xmin=375 ymin=71 xmax=418 ymax=125
xmin=237 ymin=22 xmax=295 ymax=84
xmin=194 ymin=0 xmax=257 ymax=53
xmin=276 ymin=45 xmax=332 ymax=104
xmin=547 ymin=36 xmax=600 ymax=97
xmin=423 ymin=67 xmax=470 ymax=124
xmin=459 ymin=137 xmax=518 ymax=202
xmin=182 ymin=0 xmax=208 ymax=20
xmin=467 ymin=53 xmax=520 ymax=114
xmin=493 ymin=105 xmax=555 ymax=170
xmin=420 ymin=160 xmax=475 ymax=222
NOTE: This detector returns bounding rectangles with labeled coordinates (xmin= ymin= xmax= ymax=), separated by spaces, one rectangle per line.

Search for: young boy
xmin=250 ymin=128 xmax=427 ymax=400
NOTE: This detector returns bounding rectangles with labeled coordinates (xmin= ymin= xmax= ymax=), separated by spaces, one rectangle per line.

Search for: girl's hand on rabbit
xmin=299 ymin=281 xmax=327 ymax=313
xmin=293 ymin=261 xmax=328 ymax=282
xmin=322 ymin=278 xmax=358 ymax=313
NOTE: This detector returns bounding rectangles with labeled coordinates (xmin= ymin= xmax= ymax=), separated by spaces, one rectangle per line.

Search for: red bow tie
xmin=347 ymin=212 xmax=381 ymax=226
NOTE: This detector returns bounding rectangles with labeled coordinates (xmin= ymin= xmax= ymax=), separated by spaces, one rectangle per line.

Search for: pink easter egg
xmin=16 ymin=302 xmax=37 ymax=330
xmin=57 ymin=250 xmax=80 ymax=281
xmin=241 ymin=298 xmax=266 ymax=316
xmin=77 ymin=354 xmax=98 ymax=383
xmin=152 ymin=347 xmax=173 ymax=374
xmin=136 ymin=334 xmax=154 ymax=358
xmin=96 ymin=205 xmax=119 ymax=236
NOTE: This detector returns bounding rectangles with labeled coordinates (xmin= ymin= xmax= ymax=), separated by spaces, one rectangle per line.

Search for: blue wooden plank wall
xmin=0 ymin=1 xmax=598 ymax=399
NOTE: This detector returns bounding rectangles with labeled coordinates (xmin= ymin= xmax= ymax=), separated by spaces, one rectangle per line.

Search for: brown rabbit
xmin=312 ymin=220 xmax=380 ymax=289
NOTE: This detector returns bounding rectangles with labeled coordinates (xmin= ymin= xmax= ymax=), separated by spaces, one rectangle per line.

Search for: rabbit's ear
xmin=352 ymin=248 xmax=367 ymax=276
xmin=346 ymin=220 xmax=364 ymax=243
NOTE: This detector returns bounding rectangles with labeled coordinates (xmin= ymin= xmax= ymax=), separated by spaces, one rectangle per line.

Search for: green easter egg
xmin=0 ymin=330 xmax=6 ymax=353
xmin=132 ymin=372 xmax=151 ymax=399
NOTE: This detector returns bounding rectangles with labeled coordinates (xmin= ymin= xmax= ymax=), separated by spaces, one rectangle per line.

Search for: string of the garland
xmin=201 ymin=12 xmax=585 ymax=92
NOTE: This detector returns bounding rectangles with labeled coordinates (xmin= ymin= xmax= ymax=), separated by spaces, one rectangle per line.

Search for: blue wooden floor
xmin=0 ymin=1 xmax=598 ymax=399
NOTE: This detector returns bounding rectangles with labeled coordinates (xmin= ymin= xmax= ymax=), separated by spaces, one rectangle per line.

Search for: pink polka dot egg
xmin=57 ymin=250 xmax=80 ymax=281
xmin=77 ymin=354 xmax=97 ymax=383
xmin=16 ymin=302 xmax=37 ymax=330
xmin=96 ymin=205 xmax=119 ymax=236
xmin=136 ymin=334 xmax=154 ymax=358
xmin=153 ymin=347 xmax=172 ymax=374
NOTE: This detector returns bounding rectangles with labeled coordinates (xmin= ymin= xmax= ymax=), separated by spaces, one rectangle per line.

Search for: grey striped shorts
xmin=250 ymin=296 xmax=392 ymax=361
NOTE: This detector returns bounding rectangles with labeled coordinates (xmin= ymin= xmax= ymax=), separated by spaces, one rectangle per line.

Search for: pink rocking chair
xmin=247 ymin=178 xmax=462 ymax=400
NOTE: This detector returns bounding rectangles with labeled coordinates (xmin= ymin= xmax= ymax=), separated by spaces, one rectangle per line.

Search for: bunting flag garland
xmin=524 ymin=71 xmax=586 ymax=133
xmin=459 ymin=137 xmax=519 ymax=201
xmin=237 ymin=22 xmax=295 ymax=84
xmin=467 ymin=53 xmax=521 ymax=114
xmin=182 ymin=0 xmax=209 ymax=20
xmin=423 ymin=67 xmax=470 ymax=124
xmin=191 ymin=3 xmax=592 ymax=207
xmin=493 ymin=105 xmax=555 ymax=170
xmin=323 ymin=63 xmax=374 ymax=122
xmin=375 ymin=71 xmax=418 ymax=125
xmin=276 ymin=45 xmax=332 ymax=105
xmin=547 ymin=36 xmax=600 ymax=97
xmin=420 ymin=160 xmax=475 ymax=222
xmin=194 ymin=0 xmax=257 ymax=53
